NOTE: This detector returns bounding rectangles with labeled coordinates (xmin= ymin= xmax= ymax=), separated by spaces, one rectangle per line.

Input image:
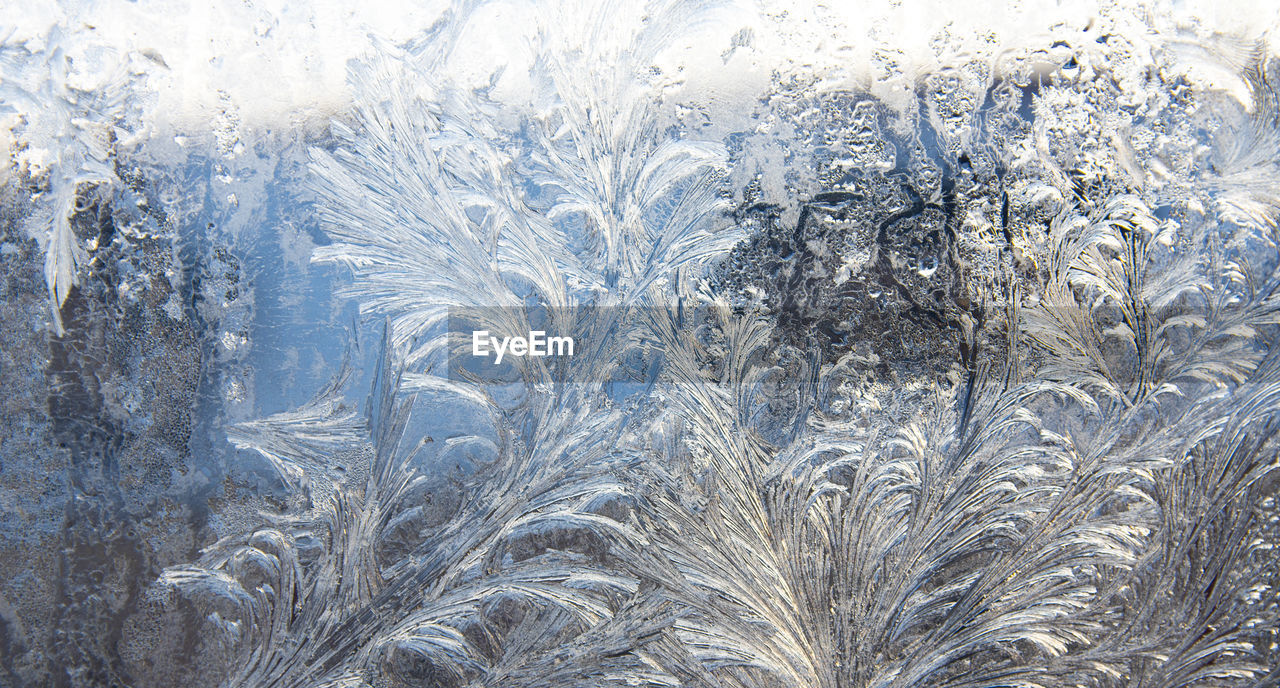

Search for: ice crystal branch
xmin=159 ymin=3 xmax=743 ymax=686
xmin=1 ymin=29 xmax=137 ymax=333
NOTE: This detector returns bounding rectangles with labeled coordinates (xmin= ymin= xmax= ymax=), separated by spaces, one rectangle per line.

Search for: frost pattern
xmin=114 ymin=2 xmax=1280 ymax=687
xmin=157 ymin=4 xmax=743 ymax=686
xmin=1 ymin=29 xmax=144 ymax=333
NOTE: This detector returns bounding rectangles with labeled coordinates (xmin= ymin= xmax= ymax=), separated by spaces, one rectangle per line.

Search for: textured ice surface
xmin=2 ymin=1 xmax=1280 ymax=686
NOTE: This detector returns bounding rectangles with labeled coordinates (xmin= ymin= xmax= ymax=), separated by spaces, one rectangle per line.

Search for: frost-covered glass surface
xmin=2 ymin=1 xmax=1280 ymax=686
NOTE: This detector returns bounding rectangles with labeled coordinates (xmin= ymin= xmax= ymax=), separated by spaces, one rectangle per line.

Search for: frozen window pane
xmin=1 ymin=2 xmax=1278 ymax=687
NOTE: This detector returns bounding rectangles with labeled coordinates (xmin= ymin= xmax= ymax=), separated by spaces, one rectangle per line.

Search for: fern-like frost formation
xmin=1 ymin=1 xmax=1279 ymax=687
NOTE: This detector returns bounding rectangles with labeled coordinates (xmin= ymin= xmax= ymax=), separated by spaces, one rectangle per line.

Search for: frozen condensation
xmin=1 ymin=1 xmax=1279 ymax=686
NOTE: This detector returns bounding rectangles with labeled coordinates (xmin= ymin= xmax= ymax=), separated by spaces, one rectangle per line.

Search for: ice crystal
xmin=0 ymin=29 xmax=139 ymax=332
xmin=2 ymin=1 xmax=1279 ymax=687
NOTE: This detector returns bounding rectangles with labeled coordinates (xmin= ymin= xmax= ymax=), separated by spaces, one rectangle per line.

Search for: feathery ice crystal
xmin=1 ymin=1 xmax=1279 ymax=687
